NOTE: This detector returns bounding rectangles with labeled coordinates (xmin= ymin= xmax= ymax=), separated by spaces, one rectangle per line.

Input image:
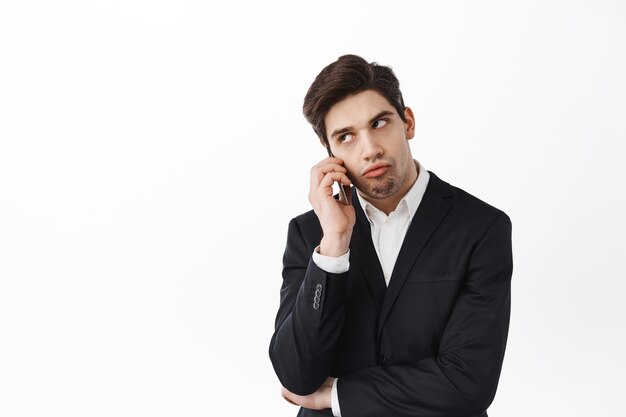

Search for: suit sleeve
xmin=337 ymin=213 xmax=513 ymax=417
xmin=269 ymin=217 xmax=349 ymax=395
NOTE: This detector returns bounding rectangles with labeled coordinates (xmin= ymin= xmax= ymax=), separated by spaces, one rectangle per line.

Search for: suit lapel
xmin=377 ymin=171 xmax=455 ymax=337
xmin=350 ymin=187 xmax=387 ymax=310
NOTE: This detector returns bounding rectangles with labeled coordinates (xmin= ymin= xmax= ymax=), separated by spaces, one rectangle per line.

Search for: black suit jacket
xmin=269 ymin=171 xmax=513 ymax=417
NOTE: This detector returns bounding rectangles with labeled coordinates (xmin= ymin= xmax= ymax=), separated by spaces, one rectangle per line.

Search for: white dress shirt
xmin=311 ymin=160 xmax=430 ymax=416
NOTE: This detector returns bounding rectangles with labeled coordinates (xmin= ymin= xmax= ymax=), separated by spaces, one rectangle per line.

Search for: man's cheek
xmin=346 ymin=168 xmax=358 ymax=183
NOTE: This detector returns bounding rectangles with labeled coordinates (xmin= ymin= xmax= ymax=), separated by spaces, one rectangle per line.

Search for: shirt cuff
xmin=331 ymin=377 xmax=341 ymax=417
xmin=312 ymin=246 xmax=350 ymax=274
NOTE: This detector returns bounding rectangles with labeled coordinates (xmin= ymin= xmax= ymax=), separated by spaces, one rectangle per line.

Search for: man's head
xmin=303 ymin=55 xmax=417 ymax=211
xmin=303 ymin=54 xmax=406 ymax=147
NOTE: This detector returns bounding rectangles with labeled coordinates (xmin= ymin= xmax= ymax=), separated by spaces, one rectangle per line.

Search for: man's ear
xmin=404 ymin=107 xmax=416 ymax=140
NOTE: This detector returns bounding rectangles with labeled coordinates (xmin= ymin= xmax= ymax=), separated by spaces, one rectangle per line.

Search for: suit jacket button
xmin=313 ymin=301 xmax=320 ymax=310
xmin=316 ymin=284 xmax=323 ymax=291
xmin=315 ymin=289 xmax=322 ymax=297
xmin=377 ymin=354 xmax=387 ymax=365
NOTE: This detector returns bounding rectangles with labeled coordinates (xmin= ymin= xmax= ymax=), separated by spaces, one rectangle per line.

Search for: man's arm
xmin=336 ymin=213 xmax=513 ymax=417
xmin=269 ymin=157 xmax=355 ymax=396
xmin=269 ymin=216 xmax=349 ymax=395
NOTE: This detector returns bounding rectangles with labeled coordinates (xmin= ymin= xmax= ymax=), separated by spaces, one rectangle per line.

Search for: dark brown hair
xmin=303 ymin=54 xmax=406 ymax=147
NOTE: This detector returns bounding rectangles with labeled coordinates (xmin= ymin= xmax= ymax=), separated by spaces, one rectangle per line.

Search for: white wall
xmin=1 ymin=1 xmax=624 ymax=416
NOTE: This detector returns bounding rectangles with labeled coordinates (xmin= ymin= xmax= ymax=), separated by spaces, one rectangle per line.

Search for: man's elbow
xmin=445 ymin=373 xmax=500 ymax=416
xmin=438 ymin=359 xmax=501 ymax=415
xmin=269 ymin=342 xmax=326 ymax=396
xmin=455 ymin=386 xmax=497 ymax=416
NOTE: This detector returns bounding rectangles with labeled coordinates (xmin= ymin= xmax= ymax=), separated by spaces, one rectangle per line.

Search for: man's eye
xmin=373 ymin=119 xmax=388 ymax=129
xmin=340 ymin=133 xmax=354 ymax=143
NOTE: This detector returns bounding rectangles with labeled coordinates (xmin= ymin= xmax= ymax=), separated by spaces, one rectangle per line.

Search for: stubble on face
xmin=351 ymin=156 xmax=408 ymax=201
xmin=370 ymin=177 xmax=399 ymax=198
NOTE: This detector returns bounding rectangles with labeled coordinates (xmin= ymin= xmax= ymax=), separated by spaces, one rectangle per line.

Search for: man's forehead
xmin=325 ymin=90 xmax=397 ymax=131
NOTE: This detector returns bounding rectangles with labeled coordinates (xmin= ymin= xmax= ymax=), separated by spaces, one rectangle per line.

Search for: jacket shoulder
xmin=455 ymin=185 xmax=509 ymax=220
xmin=291 ymin=209 xmax=321 ymax=230
xmin=430 ymin=171 xmax=511 ymax=227
xmin=285 ymin=209 xmax=323 ymax=252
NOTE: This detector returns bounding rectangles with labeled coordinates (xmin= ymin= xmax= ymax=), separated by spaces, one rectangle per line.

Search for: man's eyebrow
xmin=368 ymin=110 xmax=395 ymax=124
xmin=330 ymin=126 xmax=353 ymax=140
xmin=329 ymin=110 xmax=396 ymax=140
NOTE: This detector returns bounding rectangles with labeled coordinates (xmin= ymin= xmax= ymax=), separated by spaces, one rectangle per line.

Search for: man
xmin=269 ymin=54 xmax=513 ymax=417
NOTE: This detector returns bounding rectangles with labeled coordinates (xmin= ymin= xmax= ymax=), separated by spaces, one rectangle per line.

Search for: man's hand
xmin=309 ymin=157 xmax=355 ymax=257
xmin=281 ymin=377 xmax=334 ymax=410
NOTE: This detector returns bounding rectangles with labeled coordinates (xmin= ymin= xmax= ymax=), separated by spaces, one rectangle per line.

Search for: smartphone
xmin=324 ymin=143 xmax=350 ymax=205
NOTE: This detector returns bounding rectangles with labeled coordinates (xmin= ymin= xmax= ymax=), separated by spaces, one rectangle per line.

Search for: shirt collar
xmin=356 ymin=160 xmax=430 ymax=223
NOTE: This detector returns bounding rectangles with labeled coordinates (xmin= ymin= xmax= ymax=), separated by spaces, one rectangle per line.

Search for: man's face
xmin=324 ymin=89 xmax=416 ymax=203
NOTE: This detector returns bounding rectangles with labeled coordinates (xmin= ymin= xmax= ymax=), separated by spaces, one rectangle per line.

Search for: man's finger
xmin=312 ymin=157 xmax=343 ymax=168
xmin=318 ymin=172 xmax=352 ymax=190
xmin=310 ymin=163 xmax=348 ymax=188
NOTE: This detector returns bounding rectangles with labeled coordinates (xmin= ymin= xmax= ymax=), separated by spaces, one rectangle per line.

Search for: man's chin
xmin=356 ymin=179 xmax=399 ymax=201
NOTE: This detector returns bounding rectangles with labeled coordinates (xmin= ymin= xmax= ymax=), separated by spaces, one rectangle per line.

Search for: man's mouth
xmin=363 ymin=163 xmax=391 ymax=178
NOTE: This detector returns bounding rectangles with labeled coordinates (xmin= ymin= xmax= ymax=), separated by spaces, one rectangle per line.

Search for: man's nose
xmin=361 ymin=131 xmax=383 ymax=160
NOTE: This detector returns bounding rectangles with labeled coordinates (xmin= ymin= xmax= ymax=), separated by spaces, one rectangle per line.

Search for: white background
xmin=1 ymin=1 xmax=625 ymax=416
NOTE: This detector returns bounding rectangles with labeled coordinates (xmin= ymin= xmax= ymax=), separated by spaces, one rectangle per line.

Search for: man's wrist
xmin=320 ymin=234 xmax=351 ymax=257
